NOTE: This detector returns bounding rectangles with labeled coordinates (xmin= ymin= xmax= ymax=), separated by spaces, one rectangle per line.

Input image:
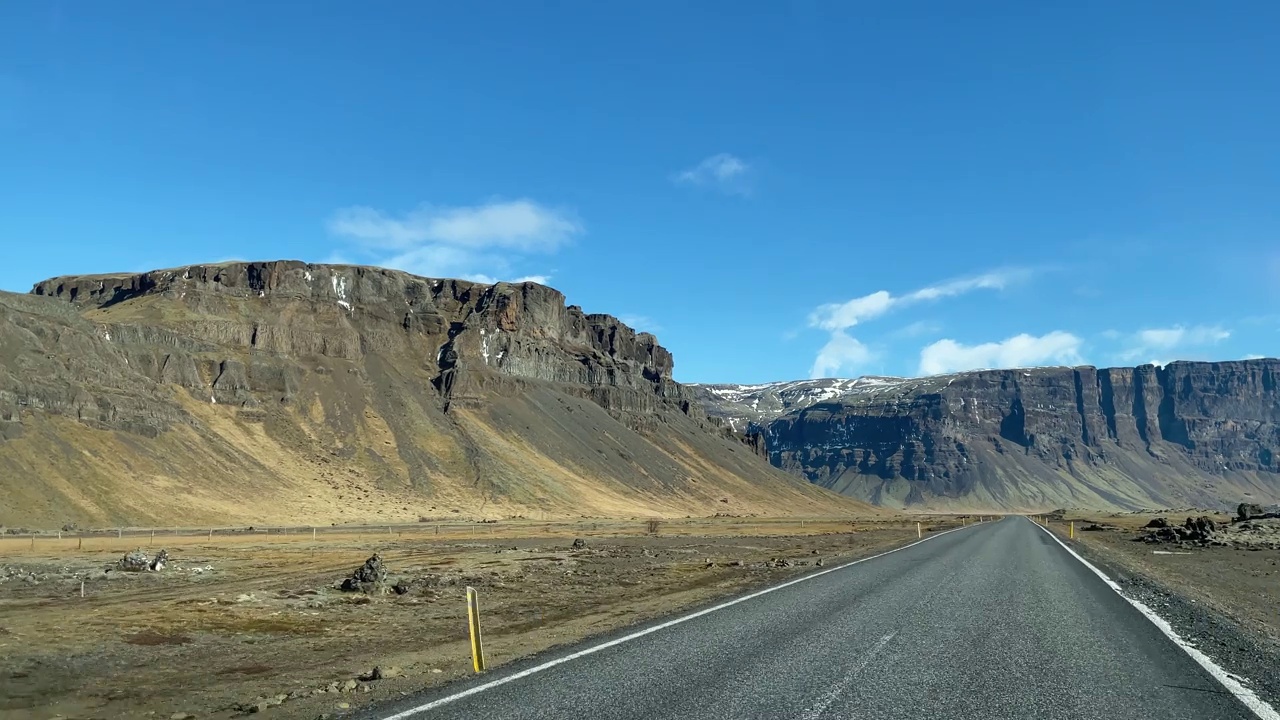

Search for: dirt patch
xmin=0 ymin=517 xmax=942 ymax=719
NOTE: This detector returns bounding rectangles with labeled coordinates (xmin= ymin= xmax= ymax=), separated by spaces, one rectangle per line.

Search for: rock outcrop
xmin=2 ymin=261 xmax=861 ymax=527
xmin=698 ymin=362 xmax=1280 ymax=511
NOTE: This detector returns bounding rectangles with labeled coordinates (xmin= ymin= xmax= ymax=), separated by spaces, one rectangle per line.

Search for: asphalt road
xmin=366 ymin=517 xmax=1264 ymax=720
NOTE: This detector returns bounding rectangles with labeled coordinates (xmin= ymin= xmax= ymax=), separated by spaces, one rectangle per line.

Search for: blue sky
xmin=2 ymin=2 xmax=1277 ymax=383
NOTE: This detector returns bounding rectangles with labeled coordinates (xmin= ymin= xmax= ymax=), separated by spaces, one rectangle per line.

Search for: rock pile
xmin=116 ymin=549 xmax=169 ymax=572
xmin=340 ymin=553 xmax=387 ymax=593
xmin=1138 ymin=516 xmax=1218 ymax=545
xmin=1137 ymin=510 xmax=1280 ymax=549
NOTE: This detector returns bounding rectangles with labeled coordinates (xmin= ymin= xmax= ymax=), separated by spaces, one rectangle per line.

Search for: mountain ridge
xmin=1 ymin=260 xmax=868 ymax=527
xmin=696 ymin=361 xmax=1280 ymax=511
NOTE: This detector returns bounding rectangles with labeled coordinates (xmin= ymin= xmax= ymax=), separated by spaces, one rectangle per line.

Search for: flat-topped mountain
xmin=700 ymin=362 xmax=1280 ymax=511
xmin=0 ymin=261 xmax=868 ymax=527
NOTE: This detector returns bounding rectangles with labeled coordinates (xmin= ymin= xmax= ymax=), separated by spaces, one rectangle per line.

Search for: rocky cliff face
xmin=700 ymin=362 xmax=1280 ymax=511
xmin=2 ymin=261 xmax=855 ymax=527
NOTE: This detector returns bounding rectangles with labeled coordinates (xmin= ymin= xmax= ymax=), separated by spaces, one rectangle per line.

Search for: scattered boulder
xmin=815 ymin=558 xmax=824 ymax=567
xmin=1137 ymin=515 xmax=1219 ymax=545
xmin=340 ymin=554 xmax=387 ymax=593
xmin=1144 ymin=518 xmax=1170 ymax=529
xmin=571 ymin=538 xmax=586 ymax=550
xmin=1238 ymin=503 xmax=1265 ymax=521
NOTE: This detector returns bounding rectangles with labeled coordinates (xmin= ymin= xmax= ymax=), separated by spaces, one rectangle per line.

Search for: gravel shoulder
xmin=1049 ymin=512 xmax=1280 ymax=712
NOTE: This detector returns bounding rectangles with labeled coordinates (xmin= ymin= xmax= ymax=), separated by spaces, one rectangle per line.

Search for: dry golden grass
xmin=0 ymin=518 xmax=952 ymax=720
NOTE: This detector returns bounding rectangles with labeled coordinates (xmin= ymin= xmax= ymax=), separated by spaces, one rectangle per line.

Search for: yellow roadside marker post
xmin=466 ymin=586 xmax=487 ymax=672
xmin=1070 ymin=521 xmax=1075 ymax=540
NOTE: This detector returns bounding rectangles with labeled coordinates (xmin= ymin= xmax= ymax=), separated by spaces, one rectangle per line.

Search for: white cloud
xmin=903 ymin=270 xmax=1029 ymax=302
xmin=672 ymin=153 xmax=752 ymax=194
xmin=806 ymin=269 xmax=1031 ymax=378
xmin=1243 ymin=354 xmax=1266 ymax=360
xmin=809 ymin=291 xmax=895 ymax=332
xmin=1117 ymin=324 xmax=1230 ymax=362
xmin=918 ymin=332 xmax=1084 ymax=375
xmin=511 ymin=275 xmax=551 ymax=285
xmin=811 ymin=331 xmax=876 ymax=378
xmin=810 ymin=269 xmax=1028 ymax=333
xmin=328 ymin=199 xmax=579 ymax=251
xmin=327 ymin=198 xmax=575 ymax=283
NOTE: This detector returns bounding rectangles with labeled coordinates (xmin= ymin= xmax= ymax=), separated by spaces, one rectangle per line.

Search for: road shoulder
xmin=1052 ymin=523 xmax=1280 ymax=714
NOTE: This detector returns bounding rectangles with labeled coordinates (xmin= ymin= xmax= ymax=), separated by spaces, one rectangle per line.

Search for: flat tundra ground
xmin=0 ymin=517 xmax=948 ymax=720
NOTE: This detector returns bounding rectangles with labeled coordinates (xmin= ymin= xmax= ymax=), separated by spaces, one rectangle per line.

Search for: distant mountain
xmin=695 ymin=363 xmax=1280 ymax=512
xmin=689 ymin=376 xmax=950 ymax=429
xmin=0 ymin=261 xmax=871 ymax=528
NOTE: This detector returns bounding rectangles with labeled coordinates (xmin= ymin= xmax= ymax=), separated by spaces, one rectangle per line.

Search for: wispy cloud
xmin=327 ymin=199 xmax=577 ymax=283
xmin=511 ymin=275 xmax=551 ymax=285
xmin=919 ymin=332 xmax=1084 ymax=375
xmin=805 ymin=268 xmax=1031 ymax=377
xmin=672 ymin=153 xmax=752 ymax=195
xmin=619 ymin=314 xmax=662 ymax=333
xmin=809 ymin=269 xmax=1030 ymax=333
xmin=1116 ymin=324 xmax=1230 ymax=362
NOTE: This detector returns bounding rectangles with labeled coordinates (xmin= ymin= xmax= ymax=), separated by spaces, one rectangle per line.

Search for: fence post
xmin=917 ymin=522 xmax=922 ymax=539
xmin=466 ymin=586 xmax=486 ymax=672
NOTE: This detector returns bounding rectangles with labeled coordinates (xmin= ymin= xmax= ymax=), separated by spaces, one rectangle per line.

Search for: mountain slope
xmin=698 ymin=363 xmax=1280 ymax=512
xmin=0 ymin=261 xmax=871 ymax=527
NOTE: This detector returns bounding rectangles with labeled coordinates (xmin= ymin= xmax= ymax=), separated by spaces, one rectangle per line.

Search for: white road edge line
xmin=1033 ymin=519 xmax=1280 ymax=720
xmin=378 ymin=522 xmax=976 ymax=719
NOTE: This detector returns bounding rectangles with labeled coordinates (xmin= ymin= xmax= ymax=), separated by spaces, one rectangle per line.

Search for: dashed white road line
xmin=378 ymin=523 xmax=976 ymax=719
xmin=800 ymin=630 xmax=898 ymax=720
xmin=1033 ymin=519 xmax=1280 ymax=720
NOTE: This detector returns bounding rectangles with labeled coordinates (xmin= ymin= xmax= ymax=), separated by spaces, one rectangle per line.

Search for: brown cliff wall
xmin=2 ymin=261 xmax=844 ymax=527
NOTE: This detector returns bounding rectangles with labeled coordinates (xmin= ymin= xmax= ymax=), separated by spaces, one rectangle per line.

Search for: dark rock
xmin=571 ymin=538 xmax=586 ymax=549
xmin=1238 ymin=503 xmax=1265 ymax=521
xmin=117 ymin=549 xmax=150 ymax=572
xmin=339 ymin=554 xmax=387 ymax=593
xmin=1145 ymin=518 xmax=1171 ymax=529
xmin=360 ymin=665 xmax=401 ymax=681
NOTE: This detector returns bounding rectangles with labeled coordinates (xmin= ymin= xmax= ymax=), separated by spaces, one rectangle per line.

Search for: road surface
xmin=365 ymin=516 xmax=1265 ymax=720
